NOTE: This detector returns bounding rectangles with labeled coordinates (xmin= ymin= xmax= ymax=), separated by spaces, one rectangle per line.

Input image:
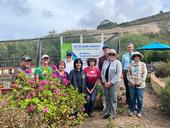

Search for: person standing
xmin=69 ymin=58 xmax=86 ymax=93
xmin=12 ymin=56 xmax=33 ymax=88
xmin=121 ymin=43 xmax=134 ymax=104
xmin=101 ymin=49 xmax=122 ymax=119
xmin=65 ymin=51 xmax=74 ymax=74
xmin=84 ymin=58 xmax=100 ymax=117
xmin=127 ymin=52 xmax=147 ymax=118
xmin=34 ymin=54 xmax=52 ymax=83
xmin=53 ymin=60 xmax=70 ymax=86
xmin=98 ymin=44 xmax=110 ymax=112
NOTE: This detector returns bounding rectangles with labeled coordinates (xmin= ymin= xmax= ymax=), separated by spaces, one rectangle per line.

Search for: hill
xmin=62 ymin=11 xmax=170 ymax=36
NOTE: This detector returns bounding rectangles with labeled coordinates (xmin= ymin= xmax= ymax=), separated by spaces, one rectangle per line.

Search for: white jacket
xmin=101 ymin=59 xmax=122 ymax=85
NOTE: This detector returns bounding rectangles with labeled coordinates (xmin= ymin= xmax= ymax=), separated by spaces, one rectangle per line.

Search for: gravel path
xmin=77 ymin=83 xmax=170 ymax=128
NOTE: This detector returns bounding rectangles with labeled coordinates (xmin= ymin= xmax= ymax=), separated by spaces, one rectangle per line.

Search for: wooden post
xmin=101 ymin=33 xmax=104 ymax=43
xmin=60 ymin=36 xmax=63 ymax=45
xmin=80 ymin=35 xmax=83 ymax=43
xmin=35 ymin=39 xmax=41 ymax=67
xmin=117 ymin=33 xmax=121 ymax=54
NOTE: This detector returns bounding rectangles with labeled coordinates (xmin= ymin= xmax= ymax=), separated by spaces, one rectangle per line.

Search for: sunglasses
xmin=134 ymin=55 xmax=140 ymax=57
xmin=109 ymin=53 xmax=116 ymax=56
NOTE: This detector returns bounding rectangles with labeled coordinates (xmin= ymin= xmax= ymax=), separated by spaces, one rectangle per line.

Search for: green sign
xmin=60 ymin=43 xmax=72 ymax=60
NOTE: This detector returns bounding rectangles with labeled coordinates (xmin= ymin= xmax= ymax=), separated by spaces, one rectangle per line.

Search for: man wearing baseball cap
xmin=12 ymin=56 xmax=33 ymax=87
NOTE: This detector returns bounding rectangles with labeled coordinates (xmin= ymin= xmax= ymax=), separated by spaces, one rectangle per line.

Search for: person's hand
xmin=105 ymin=81 xmax=112 ymax=88
xmin=135 ymin=82 xmax=140 ymax=87
xmin=130 ymin=81 xmax=135 ymax=86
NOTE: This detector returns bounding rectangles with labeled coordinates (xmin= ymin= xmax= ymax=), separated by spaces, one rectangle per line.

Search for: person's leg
xmin=123 ymin=71 xmax=130 ymax=104
xmin=129 ymin=86 xmax=136 ymax=114
xmin=136 ymin=88 xmax=145 ymax=114
xmin=109 ymin=82 xmax=119 ymax=118
xmin=85 ymin=93 xmax=91 ymax=115
xmin=102 ymin=85 xmax=106 ymax=112
xmin=90 ymin=88 xmax=97 ymax=113
xmin=103 ymin=86 xmax=110 ymax=118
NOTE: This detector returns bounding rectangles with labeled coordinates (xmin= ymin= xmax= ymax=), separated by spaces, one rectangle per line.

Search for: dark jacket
xmin=69 ymin=69 xmax=86 ymax=93
xmin=98 ymin=55 xmax=107 ymax=71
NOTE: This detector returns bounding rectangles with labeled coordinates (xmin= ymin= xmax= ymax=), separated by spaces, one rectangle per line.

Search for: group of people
xmin=13 ymin=43 xmax=147 ymax=119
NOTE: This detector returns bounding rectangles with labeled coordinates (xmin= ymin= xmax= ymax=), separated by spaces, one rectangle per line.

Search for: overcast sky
xmin=0 ymin=0 xmax=170 ymax=40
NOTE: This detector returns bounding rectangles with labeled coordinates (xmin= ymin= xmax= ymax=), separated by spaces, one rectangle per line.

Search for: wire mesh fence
xmin=0 ymin=32 xmax=120 ymax=67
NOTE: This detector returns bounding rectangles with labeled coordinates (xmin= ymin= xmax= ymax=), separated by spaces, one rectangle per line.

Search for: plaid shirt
xmin=127 ymin=61 xmax=147 ymax=88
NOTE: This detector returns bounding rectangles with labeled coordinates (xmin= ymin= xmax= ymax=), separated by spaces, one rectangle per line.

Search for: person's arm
xmin=127 ymin=64 xmax=135 ymax=86
xmin=68 ymin=70 xmax=73 ymax=85
xmin=91 ymin=68 xmax=100 ymax=92
xmin=121 ymin=55 xmax=125 ymax=70
xmin=110 ymin=60 xmax=122 ymax=85
xmin=138 ymin=62 xmax=147 ymax=85
xmin=101 ymin=61 xmax=106 ymax=85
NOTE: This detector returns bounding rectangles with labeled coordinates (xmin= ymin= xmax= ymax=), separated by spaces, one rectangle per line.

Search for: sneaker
xmin=129 ymin=112 xmax=134 ymax=117
xmin=136 ymin=113 xmax=142 ymax=118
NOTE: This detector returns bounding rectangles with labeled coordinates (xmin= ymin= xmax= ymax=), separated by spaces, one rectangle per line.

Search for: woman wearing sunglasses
xmin=101 ymin=49 xmax=122 ymax=119
xmin=127 ymin=51 xmax=147 ymax=118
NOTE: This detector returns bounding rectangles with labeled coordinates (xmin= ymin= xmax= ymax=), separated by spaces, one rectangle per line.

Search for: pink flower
xmin=54 ymin=82 xmax=59 ymax=86
xmin=39 ymin=85 xmax=44 ymax=91
xmin=26 ymin=94 xmax=32 ymax=99
xmin=27 ymin=105 xmax=36 ymax=112
xmin=51 ymin=65 xmax=57 ymax=71
xmin=54 ymin=88 xmax=59 ymax=95
xmin=42 ymin=107 xmax=48 ymax=113
xmin=62 ymin=79 xmax=69 ymax=86
xmin=25 ymin=69 xmax=32 ymax=74
xmin=39 ymin=80 xmax=48 ymax=86
xmin=82 ymin=107 xmax=86 ymax=112
xmin=32 ymin=91 xmax=37 ymax=97
xmin=28 ymin=79 xmax=35 ymax=85
xmin=61 ymin=93 xmax=67 ymax=97
xmin=51 ymin=73 xmax=57 ymax=78
xmin=0 ymin=100 xmax=6 ymax=107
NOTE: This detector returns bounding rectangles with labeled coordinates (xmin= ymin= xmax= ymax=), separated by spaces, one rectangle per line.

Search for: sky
xmin=0 ymin=0 xmax=170 ymax=40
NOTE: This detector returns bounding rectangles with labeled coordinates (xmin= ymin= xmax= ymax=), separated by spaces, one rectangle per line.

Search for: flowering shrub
xmin=1 ymin=70 xmax=86 ymax=127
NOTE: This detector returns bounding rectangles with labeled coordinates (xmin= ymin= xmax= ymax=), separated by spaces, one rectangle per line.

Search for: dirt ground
xmin=77 ymin=82 xmax=170 ymax=128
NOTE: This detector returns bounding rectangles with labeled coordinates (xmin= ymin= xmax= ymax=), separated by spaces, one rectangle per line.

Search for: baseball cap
xmin=21 ymin=56 xmax=32 ymax=62
xmin=41 ymin=54 xmax=49 ymax=59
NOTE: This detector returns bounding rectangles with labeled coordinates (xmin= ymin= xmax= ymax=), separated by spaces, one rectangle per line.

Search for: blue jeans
xmin=85 ymin=83 xmax=97 ymax=114
xmin=129 ymin=86 xmax=145 ymax=113
xmin=103 ymin=82 xmax=119 ymax=117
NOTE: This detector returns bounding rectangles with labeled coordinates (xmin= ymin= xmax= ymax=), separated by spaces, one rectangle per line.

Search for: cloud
xmin=78 ymin=0 xmax=170 ymax=28
xmin=42 ymin=10 xmax=54 ymax=18
xmin=0 ymin=0 xmax=31 ymax=16
xmin=0 ymin=0 xmax=169 ymax=40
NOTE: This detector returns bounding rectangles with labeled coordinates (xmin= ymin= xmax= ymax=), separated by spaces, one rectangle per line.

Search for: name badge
xmin=91 ymin=71 xmax=95 ymax=73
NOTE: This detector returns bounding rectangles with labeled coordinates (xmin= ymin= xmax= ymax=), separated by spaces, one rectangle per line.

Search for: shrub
xmin=160 ymin=85 xmax=170 ymax=114
xmin=0 ymin=107 xmax=47 ymax=128
xmin=0 ymin=71 xmax=86 ymax=127
xmin=154 ymin=61 xmax=170 ymax=77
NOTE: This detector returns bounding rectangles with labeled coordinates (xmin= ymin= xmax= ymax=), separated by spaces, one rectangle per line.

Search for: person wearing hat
xmin=121 ymin=43 xmax=135 ymax=104
xmin=98 ymin=44 xmax=110 ymax=112
xmin=101 ymin=49 xmax=122 ymax=119
xmin=14 ymin=56 xmax=32 ymax=77
xmin=12 ymin=56 xmax=33 ymax=88
xmin=84 ymin=57 xmax=100 ymax=117
xmin=34 ymin=54 xmax=52 ymax=82
xmin=65 ymin=51 xmax=74 ymax=74
xmin=127 ymin=51 xmax=147 ymax=118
